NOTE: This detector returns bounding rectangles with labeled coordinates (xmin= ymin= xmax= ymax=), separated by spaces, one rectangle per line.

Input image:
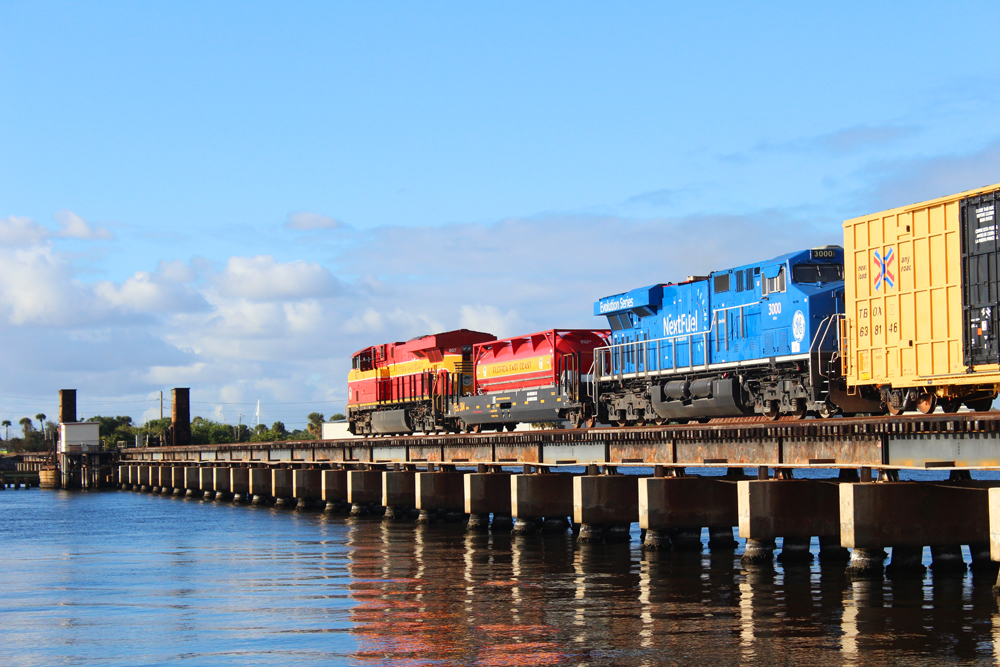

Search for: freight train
xmin=346 ymin=183 xmax=1000 ymax=435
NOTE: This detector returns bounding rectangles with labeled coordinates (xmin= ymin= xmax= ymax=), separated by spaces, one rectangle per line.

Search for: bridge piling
xmin=171 ymin=466 xmax=186 ymax=495
xmin=511 ymin=472 xmax=573 ymax=536
xmin=322 ymin=469 xmax=348 ymax=511
xmin=738 ymin=479 xmax=840 ymax=565
xmin=272 ymin=468 xmax=294 ymax=507
xmin=184 ymin=467 xmax=203 ymax=498
xmin=416 ymin=471 xmax=465 ymax=524
xmin=200 ymin=468 xmax=215 ymax=500
xmin=348 ymin=469 xmax=383 ymax=516
xmin=639 ymin=476 xmax=737 ymax=552
xmin=382 ymin=470 xmax=416 ymax=520
xmin=464 ymin=471 xmax=512 ymax=532
xmin=249 ymin=467 xmax=271 ymax=504
xmin=214 ymin=467 xmax=232 ymax=501
xmin=292 ymin=469 xmax=322 ymax=510
xmin=573 ymin=473 xmax=638 ymax=544
xmin=231 ymin=467 xmax=249 ymax=502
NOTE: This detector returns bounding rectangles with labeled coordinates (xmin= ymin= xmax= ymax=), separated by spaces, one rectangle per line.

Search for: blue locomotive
xmin=592 ymin=246 xmax=881 ymax=422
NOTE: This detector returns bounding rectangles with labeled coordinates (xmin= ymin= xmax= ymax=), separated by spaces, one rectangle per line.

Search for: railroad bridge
xmin=34 ymin=387 xmax=1000 ymax=582
xmin=112 ymin=407 xmax=1000 ymax=581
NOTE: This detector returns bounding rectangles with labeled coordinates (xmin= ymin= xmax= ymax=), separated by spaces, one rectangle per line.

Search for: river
xmin=3 ymin=486 xmax=998 ymax=666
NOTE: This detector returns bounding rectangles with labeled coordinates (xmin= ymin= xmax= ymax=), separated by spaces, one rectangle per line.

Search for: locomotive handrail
xmin=594 ymin=329 xmax=711 ymax=382
xmin=809 ymin=313 xmax=843 ymax=374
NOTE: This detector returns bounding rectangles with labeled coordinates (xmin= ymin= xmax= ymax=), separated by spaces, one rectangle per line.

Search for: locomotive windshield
xmin=792 ymin=263 xmax=843 ymax=284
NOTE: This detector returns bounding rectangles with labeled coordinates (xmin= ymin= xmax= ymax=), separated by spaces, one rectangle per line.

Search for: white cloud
xmin=285 ymin=211 xmax=343 ymax=230
xmin=0 ymin=215 xmax=49 ymax=247
xmin=53 ymin=210 xmax=114 ymax=240
xmin=214 ymin=255 xmax=340 ymax=302
xmin=94 ymin=268 xmax=207 ymax=314
xmin=459 ymin=305 xmax=531 ymax=339
xmin=0 ymin=246 xmax=90 ymax=325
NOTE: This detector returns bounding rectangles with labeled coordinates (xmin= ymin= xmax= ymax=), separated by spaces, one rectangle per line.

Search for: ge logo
xmin=792 ymin=311 xmax=806 ymax=342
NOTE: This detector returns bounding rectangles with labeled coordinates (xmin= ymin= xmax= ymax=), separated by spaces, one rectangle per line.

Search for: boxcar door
xmin=962 ymin=190 xmax=1000 ymax=368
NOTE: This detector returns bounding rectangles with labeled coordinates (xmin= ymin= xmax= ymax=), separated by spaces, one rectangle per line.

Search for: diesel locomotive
xmin=591 ymin=246 xmax=882 ymax=425
xmin=346 ymin=182 xmax=1000 ymax=435
xmin=347 ymin=329 xmax=609 ymax=435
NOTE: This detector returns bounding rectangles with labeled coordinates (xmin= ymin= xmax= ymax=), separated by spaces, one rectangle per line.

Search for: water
xmin=3 ymin=488 xmax=1000 ymax=666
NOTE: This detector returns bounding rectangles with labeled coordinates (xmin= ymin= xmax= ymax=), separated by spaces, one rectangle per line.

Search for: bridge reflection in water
xmin=335 ymin=516 xmax=1000 ymax=665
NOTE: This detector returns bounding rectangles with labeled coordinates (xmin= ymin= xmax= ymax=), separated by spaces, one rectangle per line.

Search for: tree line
xmin=0 ymin=411 xmax=345 ymax=452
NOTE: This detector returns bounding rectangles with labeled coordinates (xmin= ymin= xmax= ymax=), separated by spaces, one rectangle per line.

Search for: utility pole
xmin=159 ymin=391 xmax=163 ymax=420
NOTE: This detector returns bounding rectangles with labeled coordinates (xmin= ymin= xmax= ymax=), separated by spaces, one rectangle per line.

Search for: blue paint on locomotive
xmin=593 ymin=247 xmax=845 ymax=375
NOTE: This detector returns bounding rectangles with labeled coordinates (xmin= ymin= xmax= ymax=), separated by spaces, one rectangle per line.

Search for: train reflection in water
xmin=335 ymin=516 xmax=1000 ymax=666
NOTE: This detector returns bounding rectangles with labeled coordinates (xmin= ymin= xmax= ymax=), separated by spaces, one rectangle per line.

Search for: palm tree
xmin=19 ymin=417 xmax=33 ymax=437
xmin=306 ymin=412 xmax=325 ymax=438
xmin=35 ymin=413 xmax=46 ymax=442
xmin=1 ymin=420 xmax=10 ymax=441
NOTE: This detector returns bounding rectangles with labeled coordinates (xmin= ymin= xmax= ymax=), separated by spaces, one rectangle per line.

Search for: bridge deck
xmin=121 ymin=413 xmax=1000 ymax=470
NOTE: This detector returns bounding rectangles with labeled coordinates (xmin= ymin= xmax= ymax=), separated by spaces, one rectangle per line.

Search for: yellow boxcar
xmin=842 ymin=182 xmax=1000 ymax=413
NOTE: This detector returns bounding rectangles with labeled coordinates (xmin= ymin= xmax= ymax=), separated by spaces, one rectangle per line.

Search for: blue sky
xmin=2 ymin=1 xmax=999 ymax=430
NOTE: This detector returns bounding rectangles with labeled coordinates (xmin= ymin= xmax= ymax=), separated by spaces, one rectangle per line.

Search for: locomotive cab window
xmin=353 ymin=352 xmax=373 ymax=371
xmin=792 ymin=263 xmax=843 ymax=284
xmin=761 ymin=266 xmax=786 ymax=296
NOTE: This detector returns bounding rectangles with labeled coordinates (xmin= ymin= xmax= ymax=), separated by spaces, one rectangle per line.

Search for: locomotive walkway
xmin=112 ymin=411 xmax=1000 ymax=584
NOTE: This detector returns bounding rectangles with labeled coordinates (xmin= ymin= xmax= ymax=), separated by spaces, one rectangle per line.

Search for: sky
xmin=2 ymin=1 xmax=999 ymax=431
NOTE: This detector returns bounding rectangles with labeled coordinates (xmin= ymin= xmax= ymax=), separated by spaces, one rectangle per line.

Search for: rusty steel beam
xmin=121 ymin=413 xmax=1000 ymax=471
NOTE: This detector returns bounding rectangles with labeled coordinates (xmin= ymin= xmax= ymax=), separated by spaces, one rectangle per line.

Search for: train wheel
xmin=941 ymin=399 xmax=961 ymax=414
xmin=818 ymin=402 xmax=837 ymax=419
xmin=613 ymin=420 xmax=627 ymax=428
xmin=505 ymin=423 xmax=516 ymax=432
xmin=585 ymin=417 xmax=597 ymax=428
xmin=966 ymin=397 xmax=995 ymax=412
xmin=471 ymin=424 xmax=481 ymax=434
xmin=792 ymin=399 xmax=807 ymax=420
xmin=654 ymin=418 xmax=668 ymax=426
xmin=763 ymin=400 xmax=780 ymax=420
xmin=916 ymin=394 xmax=937 ymax=414
xmin=887 ymin=402 xmax=905 ymax=416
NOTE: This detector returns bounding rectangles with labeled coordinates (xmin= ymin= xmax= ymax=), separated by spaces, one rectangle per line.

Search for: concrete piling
xmin=416 ymin=471 xmax=465 ymax=523
xmin=322 ymin=469 xmax=348 ymax=511
xmin=214 ymin=467 xmax=232 ymax=501
xmin=930 ymin=545 xmax=967 ymax=574
xmin=885 ymin=546 xmax=926 ymax=577
xmin=738 ymin=479 xmax=838 ymax=565
xmin=573 ymin=474 xmax=638 ymax=544
xmin=639 ymin=476 xmax=737 ymax=552
xmin=170 ymin=466 xmax=184 ymax=495
xmin=184 ymin=467 xmax=202 ymax=498
xmin=200 ymin=468 xmax=215 ymax=500
xmin=846 ymin=548 xmax=886 ymax=578
xmin=382 ymin=470 xmax=416 ymax=520
xmin=231 ymin=467 xmax=250 ymax=502
xmin=741 ymin=538 xmax=776 ymax=566
xmin=249 ymin=468 xmax=271 ymax=505
xmin=348 ymin=469 xmax=383 ymax=516
xmin=464 ymin=472 xmax=512 ymax=532
xmin=272 ymin=469 xmax=294 ymax=507
xmin=293 ymin=469 xmax=322 ymax=510
xmin=511 ymin=472 xmax=574 ymax=536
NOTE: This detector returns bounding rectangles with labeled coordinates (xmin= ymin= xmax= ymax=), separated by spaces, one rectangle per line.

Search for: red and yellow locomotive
xmin=347 ymin=329 xmax=495 ymax=435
